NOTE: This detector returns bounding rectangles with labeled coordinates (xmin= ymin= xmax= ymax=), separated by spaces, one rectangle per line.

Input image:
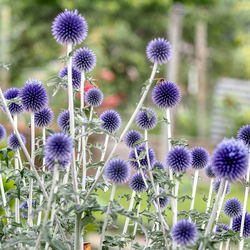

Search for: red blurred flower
xmin=76 ymin=81 xmax=95 ymax=100
xmin=98 ymin=68 xmax=115 ymax=82
xmin=102 ymin=93 xmax=127 ymax=110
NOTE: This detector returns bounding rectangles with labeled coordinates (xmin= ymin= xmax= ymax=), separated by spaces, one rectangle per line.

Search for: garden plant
xmin=0 ymin=9 xmax=250 ymax=250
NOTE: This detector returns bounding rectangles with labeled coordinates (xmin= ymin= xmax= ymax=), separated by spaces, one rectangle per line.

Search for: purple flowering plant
xmin=0 ymin=8 xmax=249 ymax=250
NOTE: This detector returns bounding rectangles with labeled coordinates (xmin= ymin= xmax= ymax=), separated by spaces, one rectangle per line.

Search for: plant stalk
xmin=225 ymin=217 xmax=233 ymax=250
xmin=190 ymin=169 xmax=199 ymax=220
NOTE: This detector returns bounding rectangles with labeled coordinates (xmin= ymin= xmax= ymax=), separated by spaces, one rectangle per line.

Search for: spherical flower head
xmin=124 ymin=130 xmax=143 ymax=148
xmin=105 ymin=158 xmax=130 ymax=184
xmin=59 ymin=66 xmax=81 ymax=89
xmin=152 ymin=81 xmax=181 ymax=109
xmin=21 ymin=80 xmax=48 ymax=112
xmin=216 ymin=223 xmax=230 ymax=235
xmin=146 ymin=38 xmax=172 ymax=65
xmin=0 ymin=124 xmax=6 ymax=142
xmin=136 ymin=108 xmax=157 ymax=130
xmin=233 ymin=212 xmax=250 ymax=238
xmin=72 ymin=47 xmax=96 ymax=72
xmin=211 ymin=138 xmax=248 ymax=182
xmin=85 ymin=88 xmax=104 ymax=107
xmin=129 ymin=145 xmax=155 ymax=170
xmin=205 ymin=165 xmax=216 ymax=179
xmin=3 ymin=88 xmax=24 ymax=114
xmin=152 ymin=160 xmax=166 ymax=171
xmin=34 ymin=107 xmax=54 ymax=128
xmin=166 ymin=146 xmax=191 ymax=173
xmin=237 ymin=124 xmax=250 ymax=147
xmin=58 ymin=110 xmax=70 ymax=133
xmin=45 ymin=155 xmax=71 ymax=171
xmin=191 ymin=146 xmax=209 ymax=169
xmin=45 ymin=133 xmax=73 ymax=161
xmin=158 ymin=188 xmax=169 ymax=208
xmin=100 ymin=110 xmax=121 ymax=133
xmin=171 ymin=220 xmax=198 ymax=247
xmin=20 ymin=200 xmax=36 ymax=219
xmin=213 ymin=179 xmax=231 ymax=195
xmin=129 ymin=172 xmax=147 ymax=193
xmin=223 ymin=198 xmax=242 ymax=218
xmin=8 ymin=133 xmax=26 ymax=150
xmin=52 ymin=9 xmax=88 ymax=45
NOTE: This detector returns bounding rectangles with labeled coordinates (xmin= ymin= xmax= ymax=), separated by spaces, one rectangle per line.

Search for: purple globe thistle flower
xmin=105 ymin=158 xmax=130 ymax=184
xmin=129 ymin=145 xmax=155 ymax=170
xmin=232 ymin=212 xmax=250 ymax=238
xmin=152 ymin=81 xmax=181 ymax=109
xmin=171 ymin=220 xmax=198 ymax=247
xmin=72 ymin=47 xmax=96 ymax=72
xmin=216 ymin=223 xmax=230 ymax=235
xmin=211 ymin=138 xmax=248 ymax=182
xmin=124 ymin=130 xmax=143 ymax=149
xmin=223 ymin=198 xmax=242 ymax=218
xmin=58 ymin=110 xmax=70 ymax=133
xmin=45 ymin=133 xmax=73 ymax=161
xmin=191 ymin=146 xmax=209 ymax=170
xmin=100 ymin=110 xmax=121 ymax=133
xmin=166 ymin=146 xmax=191 ymax=173
xmin=146 ymin=38 xmax=172 ymax=65
xmin=20 ymin=80 xmax=48 ymax=112
xmin=45 ymin=155 xmax=71 ymax=171
xmin=20 ymin=200 xmax=36 ymax=219
xmin=8 ymin=133 xmax=26 ymax=150
xmin=85 ymin=88 xmax=104 ymax=107
xmin=237 ymin=124 xmax=250 ymax=147
xmin=136 ymin=108 xmax=157 ymax=130
xmin=59 ymin=66 xmax=81 ymax=89
xmin=34 ymin=107 xmax=54 ymax=128
xmin=205 ymin=165 xmax=216 ymax=179
xmin=3 ymin=88 xmax=24 ymax=114
xmin=213 ymin=179 xmax=231 ymax=195
xmin=158 ymin=188 xmax=169 ymax=208
xmin=152 ymin=160 xmax=166 ymax=171
xmin=0 ymin=124 xmax=6 ymax=142
xmin=52 ymin=9 xmax=88 ymax=45
xmin=129 ymin=172 xmax=147 ymax=193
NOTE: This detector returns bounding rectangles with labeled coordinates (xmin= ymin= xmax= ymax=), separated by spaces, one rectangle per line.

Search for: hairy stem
xmin=225 ymin=217 xmax=233 ymax=250
xmin=190 ymin=169 xmax=199 ymax=220
xmin=123 ymin=190 xmax=136 ymax=234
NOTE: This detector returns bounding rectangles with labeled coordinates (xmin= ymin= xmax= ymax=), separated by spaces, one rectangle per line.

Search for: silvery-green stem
xmin=89 ymin=106 xmax=93 ymax=121
xmin=0 ymin=161 xmax=9 ymax=219
xmin=132 ymin=193 xmax=141 ymax=236
xmin=84 ymin=62 xmax=158 ymax=202
xmin=239 ymin=149 xmax=250 ymax=250
xmin=134 ymin=149 xmax=148 ymax=189
xmin=219 ymin=242 xmax=223 ymax=250
xmin=190 ymin=169 xmax=199 ymax=220
xmin=199 ymin=178 xmax=226 ymax=250
xmin=225 ymin=218 xmax=233 ymax=250
xmin=35 ymin=165 xmax=58 ymax=249
xmin=17 ymin=151 xmax=26 ymax=186
xmin=99 ymin=183 xmax=116 ymax=250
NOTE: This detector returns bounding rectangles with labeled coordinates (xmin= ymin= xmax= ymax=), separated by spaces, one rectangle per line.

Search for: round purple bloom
xmin=136 ymin=108 xmax=157 ymax=130
xmin=3 ymin=88 xmax=24 ymax=114
xmin=213 ymin=179 xmax=231 ymax=195
xmin=8 ymin=133 xmax=26 ymax=150
xmin=152 ymin=160 xmax=166 ymax=171
xmin=232 ymin=212 xmax=250 ymax=238
xmin=52 ymin=9 xmax=88 ymax=45
xmin=223 ymin=198 xmax=242 ymax=218
xmin=152 ymin=81 xmax=181 ymax=109
xmin=237 ymin=124 xmax=250 ymax=147
xmin=59 ymin=66 xmax=81 ymax=89
xmin=171 ymin=220 xmax=198 ymax=246
xmin=45 ymin=155 xmax=71 ymax=171
xmin=20 ymin=200 xmax=36 ymax=219
xmin=158 ymin=188 xmax=169 ymax=208
xmin=124 ymin=130 xmax=143 ymax=149
xmin=105 ymin=158 xmax=130 ymax=184
xmin=216 ymin=223 xmax=230 ymax=234
xmin=58 ymin=110 xmax=70 ymax=133
xmin=166 ymin=146 xmax=191 ymax=173
xmin=72 ymin=47 xmax=96 ymax=72
xmin=211 ymin=138 xmax=248 ymax=182
xmin=129 ymin=172 xmax=147 ymax=193
xmin=100 ymin=110 xmax=121 ymax=133
xmin=45 ymin=133 xmax=73 ymax=161
xmin=191 ymin=146 xmax=209 ymax=169
xmin=85 ymin=88 xmax=103 ymax=107
xmin=34 ymin=107 xmax=54 ymax=128
xmin=146 ymin=38 xmax=172 ymax=65
xmin=20 ymin=80 xmax=48 ymax=112
xmin=129 ymin=145 xmax=155 ymax=170
xmin=205 ymin=165 xmax=216 ymax=179
xmin=0 ymin=124 xmax=6 ymax=142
